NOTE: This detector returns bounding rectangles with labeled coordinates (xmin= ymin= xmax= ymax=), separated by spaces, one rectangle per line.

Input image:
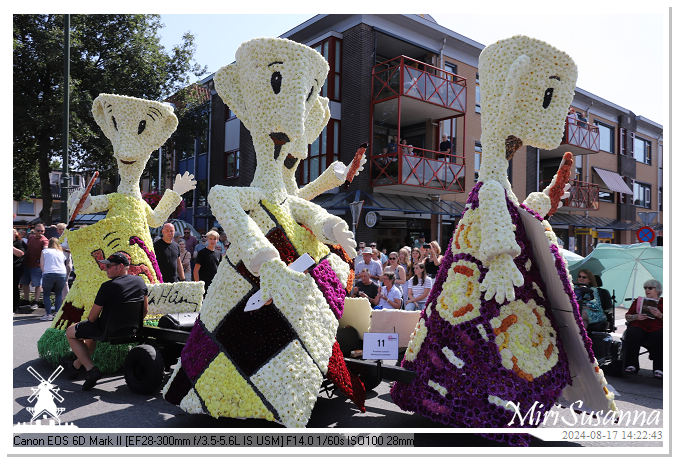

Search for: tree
xmin=13 ymin=14 xmax=207 ymax=223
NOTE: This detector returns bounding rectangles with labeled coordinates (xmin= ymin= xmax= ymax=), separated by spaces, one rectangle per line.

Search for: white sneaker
xmin=39 ymin=314 xmax=50 ymax=321
xmin=47 ymin=314 xmax=55 ymax=321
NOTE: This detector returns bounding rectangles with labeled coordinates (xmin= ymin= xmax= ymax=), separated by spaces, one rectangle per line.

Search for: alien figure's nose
xmin=269 ymin=132 xmax=290 ymax=146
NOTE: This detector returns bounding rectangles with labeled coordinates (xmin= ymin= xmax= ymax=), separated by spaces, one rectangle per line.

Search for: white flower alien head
xmin=479 ymin=35 xmax=577 ymax=150
xmin=214 ymin=37 xmax=330 ymax=170
xmin=92 ymin=94 xmax=178 ymax=174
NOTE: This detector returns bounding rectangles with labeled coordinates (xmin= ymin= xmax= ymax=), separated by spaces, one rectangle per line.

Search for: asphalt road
xmin=13 ymin=305 xmax=663 ymax=449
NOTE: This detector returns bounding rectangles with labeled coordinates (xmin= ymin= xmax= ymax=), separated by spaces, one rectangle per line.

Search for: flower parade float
xmin=391 ymin=36 xmax=617 ymax=445
xmin=38 ymin=94 xmax=198 ymax=373
xmin=162 ymin=38 xmax=366 ymax=427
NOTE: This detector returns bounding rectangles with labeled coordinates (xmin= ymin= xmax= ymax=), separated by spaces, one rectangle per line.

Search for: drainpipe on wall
xmin=439 ymin=37 xmax=446 ymax=73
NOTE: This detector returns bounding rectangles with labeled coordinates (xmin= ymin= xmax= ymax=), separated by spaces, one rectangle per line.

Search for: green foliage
xmin=13 ymin=14 xmax=207 ymax=219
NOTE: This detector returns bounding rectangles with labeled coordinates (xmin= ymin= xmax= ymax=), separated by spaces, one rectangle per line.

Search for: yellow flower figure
xmin=38 ymin=94 xmax=196 ymax=372
xmin=163 ymin=38 xmax=364 ymax=427
xmin=392 ymin=36 xmax=616 ymax=445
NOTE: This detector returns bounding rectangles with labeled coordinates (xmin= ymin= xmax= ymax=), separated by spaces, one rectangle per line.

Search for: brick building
xmin=173 ymin=14 xmax=662 ymax=255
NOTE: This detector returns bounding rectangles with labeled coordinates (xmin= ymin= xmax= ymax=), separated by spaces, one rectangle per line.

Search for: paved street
xmin=13 ymin=305 xmax=663 ymax=448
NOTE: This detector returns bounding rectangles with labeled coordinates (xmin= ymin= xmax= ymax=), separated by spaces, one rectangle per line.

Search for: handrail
xmin=374 ymin=55 xmax=467 ymax=86
xmin=371 ymin=145 xmax=465 ymax=192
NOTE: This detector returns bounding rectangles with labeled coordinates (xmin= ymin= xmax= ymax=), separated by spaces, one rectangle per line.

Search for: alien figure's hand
xmin=322 ymin=217 xmax=357 ymax=258
xmin=68 ymin=187 xmax=92 ymax=218
xmin=332 ymin=154 xmax=367 ymax=182
xmin=479 ymin=253 xmax=524 ymax=304
xmin=172 ymin=171 xmax=197 ymax=196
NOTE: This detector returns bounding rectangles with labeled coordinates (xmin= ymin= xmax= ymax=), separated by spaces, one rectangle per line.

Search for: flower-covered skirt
xmin=162 ymin=200 xmax=363 ymax=427
xmin=391 ymin=186 xmax=573 ymax=444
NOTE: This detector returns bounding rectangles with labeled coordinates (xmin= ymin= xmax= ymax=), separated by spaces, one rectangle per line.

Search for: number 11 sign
xmin=363 ymin=333 xmax=399 ymax=360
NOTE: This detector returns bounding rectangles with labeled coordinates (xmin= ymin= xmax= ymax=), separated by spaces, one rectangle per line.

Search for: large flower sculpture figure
xmin=162 ymin=38 xmax=364 ymax=427
xmin=37 ymin=94 xmax=196 ymax=372
xmin=391 ymin=36 xmax=617 ymax=445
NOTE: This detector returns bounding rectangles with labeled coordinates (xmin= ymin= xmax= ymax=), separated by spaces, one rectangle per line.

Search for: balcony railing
xmin=563 ymin=115 xmax=600 ymax=153
xmin=371 ymin=144 xmax=465 ymax=192
xmin=372 ymin=56 xmax=467 ymax=113
xmin=562 ymin=179 xmax=599 ymax=210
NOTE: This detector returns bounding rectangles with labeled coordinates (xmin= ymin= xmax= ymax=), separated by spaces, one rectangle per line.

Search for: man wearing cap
xmin=354 ymin=247 xmax=382 ymax=284
xmin=64 ymin=252 xmax=148 ymax=390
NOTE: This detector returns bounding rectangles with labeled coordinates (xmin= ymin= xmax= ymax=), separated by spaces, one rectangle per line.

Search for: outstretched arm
xmin=287 ymin=195 xmax=357 ymax=258
xmin=477 ymin=180 xmax=524 ymax=304
xmin=68 ymin=189 xmax=110 ymax=216
xmin=146 ymin=172 xmax=196 ymax=228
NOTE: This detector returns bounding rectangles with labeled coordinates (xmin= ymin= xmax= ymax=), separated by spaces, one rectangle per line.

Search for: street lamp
xmin=349 ymin=200 xmax=364 ymax=240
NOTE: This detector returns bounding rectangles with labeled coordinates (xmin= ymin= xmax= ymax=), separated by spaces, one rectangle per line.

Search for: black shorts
xmin=74 ymin=320 xmax=103 ymax=340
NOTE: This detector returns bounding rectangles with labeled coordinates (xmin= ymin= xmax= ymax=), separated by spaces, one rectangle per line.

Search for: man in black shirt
xmin=350 ymin=269 xmax=380 ymax=307
xmin=193 ymin=230 xmax=221 ymax=294
xmin=65 ymin=252 xmax=148 ymax=390
xmin=154 ymin=222 xmax=185 ymax=282
xmin=439 ymin=134 xmax=452 ymax=158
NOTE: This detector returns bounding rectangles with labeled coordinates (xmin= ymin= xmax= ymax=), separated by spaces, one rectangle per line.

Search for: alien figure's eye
xmin=271 ymin=71 xmax=282 ymax=94
xmin=306 ymin=86 xmax=314 ymax=102
xmin=138 ymin=120 xmax=146 ymax=135
xmin=542 ymin=88 xmax=554 ymax=109
xmin=111 ymin=116 xmax=118 ymax=131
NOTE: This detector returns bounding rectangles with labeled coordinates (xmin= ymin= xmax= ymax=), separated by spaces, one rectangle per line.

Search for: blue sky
xmin=157 ymin=10 xmax=667 ymax=126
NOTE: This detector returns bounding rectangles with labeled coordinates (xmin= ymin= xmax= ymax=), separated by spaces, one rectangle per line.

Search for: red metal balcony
xmin=372 ymin=56 xmax=467 ymax=115
xmin=562 ymin=179 xmax=599 ymax=210
xmin=541 ymin=116 xmax=600 ymax=159
xmin=371 ymin=144 xmax=465 ymax=193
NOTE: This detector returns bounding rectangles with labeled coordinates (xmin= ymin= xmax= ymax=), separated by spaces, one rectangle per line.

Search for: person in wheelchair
xmin=64 ymin=252 xmax=148 ymax=390
xmin=623 ymin=279 xmax=663 ymax=379
xmin=574 ymin=269 xmax=614 ymax=333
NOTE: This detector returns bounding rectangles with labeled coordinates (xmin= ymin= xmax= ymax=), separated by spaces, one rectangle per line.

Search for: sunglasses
xmin=644 ymin=286 xmax=656 ymax=290
xmin=105 ymin=263 xmax=121 ymax=269
xmin=578 ymin=275 xmax=588 ymax=279
xmin=389 ymin=257 xmax=397 ymax=260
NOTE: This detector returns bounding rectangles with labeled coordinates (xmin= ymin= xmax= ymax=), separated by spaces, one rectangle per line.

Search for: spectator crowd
xmin=350 ymin=235 xmax=441 ymax=311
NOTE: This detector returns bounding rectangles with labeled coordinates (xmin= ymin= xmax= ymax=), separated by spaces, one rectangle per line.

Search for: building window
xmin=633 ymin=181 xmax=652 ymax=209
xmin=444 ymin=62 xmax=458 ymax=82
xmin=298 ymin=118 xmax=340 ymax=185
xmin=595 ymin=120 xmax=614 ymax=153
xmin=474 ymin=142 xmax=482 ymax=181
xmin=475 ymin=86 xmax=481 ymax=113
xmin=225 ymin=150 xmax=240 ymax=178
xmin=633 ymin=136 xmax=651 ymax=164
xmin=17 ymin=200 xmax=34 ymax=215
xmin=599 ymin=190 xmax=614 ymax=203
xmin=313 ymin=37 xmax=342 ymax=102
xmin=659 ymin=186 xmax=662 ymax=211
xmin=574 ymin=154 xmax=583 ymax=181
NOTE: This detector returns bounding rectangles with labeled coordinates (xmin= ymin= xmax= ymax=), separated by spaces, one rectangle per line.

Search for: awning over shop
xmin=549 ymin=212 xmax=612 ymax=228
xmin=592 ymin=167 xmax=633 ymax=195
xmin=550 ymin=212 xmax=656 ymax=231
xmin=314 ymin=190 xmax=465 ymax=217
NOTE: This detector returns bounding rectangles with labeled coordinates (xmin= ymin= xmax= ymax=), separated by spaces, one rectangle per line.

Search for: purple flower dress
xmin=391 ymin=183 xmax=615 ymax=445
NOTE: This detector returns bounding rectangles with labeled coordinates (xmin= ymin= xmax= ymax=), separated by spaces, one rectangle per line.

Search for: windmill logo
xmin=26 ymin=365 xmax=66 ymax=424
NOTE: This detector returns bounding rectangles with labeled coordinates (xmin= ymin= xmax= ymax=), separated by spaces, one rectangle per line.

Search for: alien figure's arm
xmin=477 ymin=180 xmax=524 ymax=304
xmin=297 ymin=161 xmax=349 ymax=201
xmin=207 ymin=186 xmax=279 ymax=275
xmin=145 ymin=190 xmax=182 ymax=228
xmin=287 ymin=196 xmax=357 ymax=259
xmin=68 ymin=189 xmax=110 ymax=216
xmin=146 ymin=172 xmax=198 ymax=228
